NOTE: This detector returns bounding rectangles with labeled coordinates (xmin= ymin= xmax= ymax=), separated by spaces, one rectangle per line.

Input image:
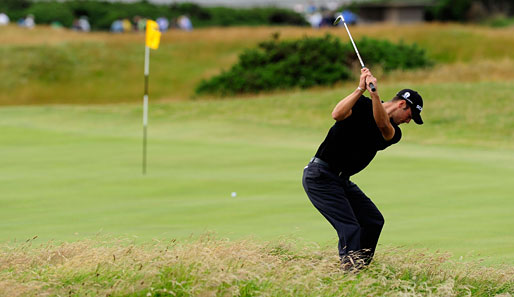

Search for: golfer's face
xmin=394 ymin=105 xmax=412 ymax=125
xmin=403 ymin=107 xmax=413 ymax=124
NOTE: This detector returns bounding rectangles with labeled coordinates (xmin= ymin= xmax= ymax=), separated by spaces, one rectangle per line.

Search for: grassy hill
xmin=1 ymin=24 xmax=513 ymax=104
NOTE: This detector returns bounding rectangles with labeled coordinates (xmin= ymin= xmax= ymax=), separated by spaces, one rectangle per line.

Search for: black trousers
xmin=302 ymin=160 xmax=384 ymax=265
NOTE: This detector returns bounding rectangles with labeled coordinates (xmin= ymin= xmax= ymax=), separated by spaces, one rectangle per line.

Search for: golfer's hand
xmin=359 ymin=68 xmax=371 ymax=91
xmin=366 ymin=74 xmax=377 ymax=93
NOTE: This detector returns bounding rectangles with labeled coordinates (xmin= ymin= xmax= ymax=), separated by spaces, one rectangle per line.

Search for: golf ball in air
xmin=231 ymin=192 xmax=237 ymax=197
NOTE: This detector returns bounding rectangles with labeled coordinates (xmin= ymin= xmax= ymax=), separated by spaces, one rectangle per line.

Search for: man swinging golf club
xmin=303 ymin=14 xmax=424 ymax=271
xmin=303 ymin=68 xmax=424 ymax=270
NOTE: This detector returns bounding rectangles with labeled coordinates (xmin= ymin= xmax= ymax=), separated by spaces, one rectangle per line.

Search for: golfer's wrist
xmin=357 ymin=86 xmax=365 ymax=93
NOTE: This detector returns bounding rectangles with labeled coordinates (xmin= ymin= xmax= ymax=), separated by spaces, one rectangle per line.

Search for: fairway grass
xmin=1 ymin=80 xmax=513 ymax=266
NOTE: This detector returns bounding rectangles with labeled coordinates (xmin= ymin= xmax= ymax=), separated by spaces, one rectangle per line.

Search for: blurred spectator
xmin=122 ymin=18 xmax=132 ymax=32
xmin=137 ymin=18 xmax=146 ymax=32
xmin=110 ymin=19 xmax=123 ymax=33
xmin=320 ymin=10 xmax=334 ymax=27
xmin=133 ymin=16 xmax=142 ymax=31
xmin=177 ymin=15 xmax=193 ymax=31
xmin=0 ymin=13 xmax=9 ymax=26
xmin=156 ymin=17 xmax=169 ymax=32
xmin=18 ymin=14 xmax=35 ymax=29
xmin=78 ymin=16 xmax=90 ymax=32
xmin=25 ymin=14 xmax=35 ymax=28
xmin=72 ymin=18 xmax=80 ymax=30
xmin=308 ymin=12 xmax=322 ymax=28
xmin=73 ymin=16 xmax=90 ymax=32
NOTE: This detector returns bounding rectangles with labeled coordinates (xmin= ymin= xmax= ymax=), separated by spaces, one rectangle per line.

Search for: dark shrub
xmin=348 ymin=37 xmax=433 ymax=71
xmin=26 ymin=1 xmax=74 ymax=27
xmin=0 ymin=0 xmax=31 ymax=21
xmin=196 ymin=35 xmax=433 ymax=96
xmin=196 ymin=35 xmax=352 ymax=96
xmin=429 ymin=0 xmax=473 ymax=22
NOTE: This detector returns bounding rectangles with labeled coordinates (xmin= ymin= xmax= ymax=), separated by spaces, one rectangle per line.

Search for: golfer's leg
xmin=344 ymin=180 xmax=384 ymax=264
xmin=302 ymin=164 xmax=361 ymax=258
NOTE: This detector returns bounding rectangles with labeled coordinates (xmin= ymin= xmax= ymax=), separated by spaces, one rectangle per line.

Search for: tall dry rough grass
xmin=1 ymin=235 xmax=512 ymax=296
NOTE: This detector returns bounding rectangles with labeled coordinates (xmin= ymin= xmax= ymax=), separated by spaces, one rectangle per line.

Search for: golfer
xmin=302 ymin=68 xmax=423 ymax=270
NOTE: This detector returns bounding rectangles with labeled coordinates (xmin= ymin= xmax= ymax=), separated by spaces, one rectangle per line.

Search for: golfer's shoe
xmin=340 ymin=254 xmax=366 ymax=272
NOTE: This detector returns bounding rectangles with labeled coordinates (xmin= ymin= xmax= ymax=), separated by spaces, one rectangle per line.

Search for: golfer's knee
xmin=365 ymin=214 xmax=384 ymax=231
xmin=375 ymin=214 xmax=385 ymax=229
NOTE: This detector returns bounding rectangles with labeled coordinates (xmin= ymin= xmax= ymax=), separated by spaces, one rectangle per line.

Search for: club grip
xmin=369 ymin=82 xmax=376 ymax=92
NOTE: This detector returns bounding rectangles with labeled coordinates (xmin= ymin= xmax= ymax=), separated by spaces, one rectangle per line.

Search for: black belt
xmin=310 ymin=157 xmax=347 ymax=178
xmin=310 ymin=157 xmax=329 ymax=167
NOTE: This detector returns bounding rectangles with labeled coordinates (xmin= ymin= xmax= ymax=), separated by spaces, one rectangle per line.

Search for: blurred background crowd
xmin=0 ymin=0 xmax=513 ymax=33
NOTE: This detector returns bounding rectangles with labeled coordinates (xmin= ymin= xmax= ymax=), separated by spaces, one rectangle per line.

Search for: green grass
xmin=1 ymin=24 xmax=514 ymax=104
xmin=486 ymin=16 xmax=514 ymax=28
xmin=1 ymin=237 xmax=512 ymax=296
xmin=0 ymin=24 xmax=513 ymax=296
xmin=1 ymin=80 xmax=513 ymax=267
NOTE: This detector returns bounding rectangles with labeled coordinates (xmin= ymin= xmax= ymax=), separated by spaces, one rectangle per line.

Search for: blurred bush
xmin=351 ymin=37 xmax=433 ymax=72
xmin=485 ymin=15 xmax=514 ymax=28
xmin=427 ymin=0 xmax=513 ymax=22
xmin=191 ymin=6 xmax=308 ymax=27
xmin=429 ymin=0 xmax=473 ymax=22
xmin=195 ymin=35 xmax=433 ymax=96
xmin=26 ymin=1 xmax=75 ymax=27
xmin=0 ymin=0 xmax=31 ymax=21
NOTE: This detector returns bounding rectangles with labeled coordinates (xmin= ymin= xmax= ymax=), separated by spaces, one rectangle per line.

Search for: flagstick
xmin=142 ymin=45 xmax=150 ymax=174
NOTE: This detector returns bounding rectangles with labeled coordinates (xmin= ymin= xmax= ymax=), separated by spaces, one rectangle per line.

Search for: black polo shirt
xmin=315 ymin=95 xmax=402 ymax=177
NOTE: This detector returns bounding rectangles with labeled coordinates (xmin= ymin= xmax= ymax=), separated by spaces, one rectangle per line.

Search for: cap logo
xmin=402 ymin=92 xmax=411 ymax=99
xmin=416 ymin=105 xmax=422 ymax=112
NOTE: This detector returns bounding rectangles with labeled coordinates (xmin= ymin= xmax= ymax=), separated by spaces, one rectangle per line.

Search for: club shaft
xmin=339 ymin=17 xmax=376 ymax=91
xmin=342 ymin=22 xmax=365 ymax=68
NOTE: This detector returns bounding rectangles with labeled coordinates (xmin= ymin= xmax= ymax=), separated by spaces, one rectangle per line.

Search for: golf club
xmin=334 ymin=15 xmax=376 ymax=92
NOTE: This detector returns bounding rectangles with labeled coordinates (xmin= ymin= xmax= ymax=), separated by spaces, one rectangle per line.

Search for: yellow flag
xmin=145 ymin=20 xmax=161 ymax=50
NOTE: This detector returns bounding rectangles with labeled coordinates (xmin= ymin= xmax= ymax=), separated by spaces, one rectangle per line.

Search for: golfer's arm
xmin=370 ymin=92 xmax=395 ymax=141
xmin=332 ymin=89 xmax=363 ymax=121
